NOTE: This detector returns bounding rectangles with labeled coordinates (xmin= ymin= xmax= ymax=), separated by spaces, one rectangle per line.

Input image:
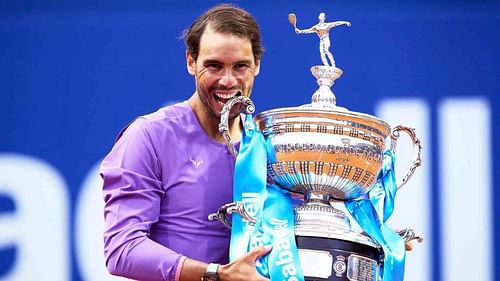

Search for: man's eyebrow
xmin=202 ymin=59 xmax=222 ymax=65
xmin=201 ymin=59 xmax=253 ymax=65
xmin=234 ymin=59 xmax=253 ymax=65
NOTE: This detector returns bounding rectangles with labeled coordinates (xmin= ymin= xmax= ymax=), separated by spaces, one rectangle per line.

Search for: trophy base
xmin=296 ymin=235 xmax=383 ymax=281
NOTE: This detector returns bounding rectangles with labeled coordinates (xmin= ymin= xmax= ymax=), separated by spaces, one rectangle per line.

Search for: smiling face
xmin=187 ymin=27 xmax=260 ymax=120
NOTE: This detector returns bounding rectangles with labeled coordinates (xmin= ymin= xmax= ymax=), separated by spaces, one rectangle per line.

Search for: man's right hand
xmin=218 ymin=245 xmax=272 ymax=281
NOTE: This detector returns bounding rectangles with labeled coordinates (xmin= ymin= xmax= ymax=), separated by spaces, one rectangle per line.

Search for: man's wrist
xmin=201 ymin=263 xmax=220 ymax=281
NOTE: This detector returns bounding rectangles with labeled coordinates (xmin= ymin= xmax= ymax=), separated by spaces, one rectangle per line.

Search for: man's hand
xmin=218 ymin=245 xmax=272 ymax=281
xmin=406 ymin=241 xmax=414 ymax=251
xmin=398 ymin=228 xmax=423 ymax=251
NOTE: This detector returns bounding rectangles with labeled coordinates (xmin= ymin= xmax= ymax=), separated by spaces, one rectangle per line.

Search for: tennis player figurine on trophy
xmin=290 ymin=12 xmax=350 ymax=108
xmin=211 ymin=12 xmax=423 ymax=281
xmin=290 ymin=12 xmax=350 ymax=68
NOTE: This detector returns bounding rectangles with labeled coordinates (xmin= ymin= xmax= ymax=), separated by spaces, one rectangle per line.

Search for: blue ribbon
xmin=249 ymin=185 xmax=304 ymax=280
xmin=345 ymin=150 xmax=406 ymax=281
xmin=230 ymin=115 xmax=304 ymax=281
xmin=230 ymin=114 xmax=267 ymax=262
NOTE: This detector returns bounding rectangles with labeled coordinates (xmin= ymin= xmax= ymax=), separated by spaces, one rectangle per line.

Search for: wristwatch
xmin=202 ymin=263 xmax=220 ymax=281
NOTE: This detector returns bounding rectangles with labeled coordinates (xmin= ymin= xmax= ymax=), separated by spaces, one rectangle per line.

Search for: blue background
xmin=1 ymin=0 xmax=498 ymax=280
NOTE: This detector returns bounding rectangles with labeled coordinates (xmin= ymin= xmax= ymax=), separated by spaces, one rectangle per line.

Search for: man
xmin=100 ymin=4 xmax=270 ymax=281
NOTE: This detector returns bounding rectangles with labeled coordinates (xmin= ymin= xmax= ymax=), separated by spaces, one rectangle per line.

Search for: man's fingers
xmin=405 ymin=241 xmax=414 ymax=251
xmin=247 ymin=245 xmax=273 ymax=261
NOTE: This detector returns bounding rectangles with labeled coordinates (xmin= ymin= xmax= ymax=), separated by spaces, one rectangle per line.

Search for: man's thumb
xmin=248 ymin=245 xmax=273 ymax=261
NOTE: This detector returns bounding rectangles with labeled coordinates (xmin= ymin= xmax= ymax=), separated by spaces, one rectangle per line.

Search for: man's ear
xmin=186 ymin=51 xmax=196 ymax=75
xmin=254 ymin=60 xmax=261 ymax=76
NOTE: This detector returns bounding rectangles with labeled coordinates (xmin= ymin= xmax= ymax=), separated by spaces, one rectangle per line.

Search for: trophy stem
xmin=303 ymin=191 xmax=347 ymax=221
xmin=304 ymin=190 xmax=331 ymax=206
xmin=296 ymin=190 xmax=352 ymax=232
xmin=309 ymin=65 xmax=343 ymax=108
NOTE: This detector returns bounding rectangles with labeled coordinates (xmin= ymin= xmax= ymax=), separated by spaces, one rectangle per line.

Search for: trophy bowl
xmin=254 ymin=106 xmax=391 ymax=200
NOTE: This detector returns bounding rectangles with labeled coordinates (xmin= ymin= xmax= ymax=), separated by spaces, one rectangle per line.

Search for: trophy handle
xmin=218 ymin=95 xmax=255 ymax=157
xmin=389 ymin=125 xmax=423 ymax=189
xmin=208 ymin=201 xmax=257 ymax=229
xmin=398 ymin=228 xmax=424 ymax=243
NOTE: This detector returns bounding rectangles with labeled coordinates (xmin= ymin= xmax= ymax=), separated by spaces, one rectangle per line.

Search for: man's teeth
xmin=215 ymin=92 xmax=243 ymax=106
xmin=215 ymin=92 xmax=239 ymax=99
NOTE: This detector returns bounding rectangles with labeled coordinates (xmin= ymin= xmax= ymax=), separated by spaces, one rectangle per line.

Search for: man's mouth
xmin=214 ymin=90 xmax=242 ymax=105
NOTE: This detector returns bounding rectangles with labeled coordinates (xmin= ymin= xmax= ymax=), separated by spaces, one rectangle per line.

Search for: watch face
xmin=203 ymin=263 xmax=220 ymax=281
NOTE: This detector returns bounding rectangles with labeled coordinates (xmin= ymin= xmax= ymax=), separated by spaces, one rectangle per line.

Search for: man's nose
xmin=219 ymin=69 xmax=237 ymax=88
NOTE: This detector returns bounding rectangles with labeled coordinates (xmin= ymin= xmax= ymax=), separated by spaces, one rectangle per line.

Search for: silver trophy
xmin=212 ymin=12 xmax=423 ymax=281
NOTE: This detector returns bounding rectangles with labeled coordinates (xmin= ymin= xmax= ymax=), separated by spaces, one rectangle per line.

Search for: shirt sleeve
xmin=100 ymin=117 xmax=183 ymax=281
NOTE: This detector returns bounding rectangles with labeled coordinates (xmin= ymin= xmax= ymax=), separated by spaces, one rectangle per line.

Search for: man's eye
xmin=206 ymin=64 xmax=222 ymax=70
xmin=235 ymin=63 xmax=249 ymax=69
xmin=234 ymin=64 xmax=250 ymax=73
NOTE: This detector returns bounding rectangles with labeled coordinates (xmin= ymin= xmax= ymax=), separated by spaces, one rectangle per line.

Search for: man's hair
xmin=183 ymin=4 xmax=263 ymax=63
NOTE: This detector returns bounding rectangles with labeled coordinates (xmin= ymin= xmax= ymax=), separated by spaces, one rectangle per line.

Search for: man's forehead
xmin=200 ymin=26 xmax=249 ymax=42
xmin=199 ymin=29 xmax=252 ymax=52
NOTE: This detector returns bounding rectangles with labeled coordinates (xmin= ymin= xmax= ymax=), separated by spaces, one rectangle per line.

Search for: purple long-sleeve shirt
xmin=101 ymin=101 xmax=234 ymax=281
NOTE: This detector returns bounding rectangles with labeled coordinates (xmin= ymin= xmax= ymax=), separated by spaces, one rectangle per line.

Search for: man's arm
xmin=101 ymin=118 xmax=184 ymax=280
xmin=101 ymin=118 xmax=272 ymax=281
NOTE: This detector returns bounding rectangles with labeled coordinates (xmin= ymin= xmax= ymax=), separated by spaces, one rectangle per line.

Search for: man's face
xmin=187 ymin=27 xmax=260 ymax=118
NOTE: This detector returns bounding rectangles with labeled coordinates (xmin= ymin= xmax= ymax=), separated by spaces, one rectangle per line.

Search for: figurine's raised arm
xmin=289 ymin=13 xmax=314 ymax=34
xmin=326 ymin=20 xmax=351 ymax=29
xmin=295 ymin=26 xmax=316 ymax=34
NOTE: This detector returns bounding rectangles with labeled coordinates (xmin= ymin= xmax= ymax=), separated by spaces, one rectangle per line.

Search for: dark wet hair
xmin=183 ymin=4 xmax=263 ymax=63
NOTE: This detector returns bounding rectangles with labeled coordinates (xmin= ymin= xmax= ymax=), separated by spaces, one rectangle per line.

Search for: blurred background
xmin=0 ymin=0 xmax=498 ymax=280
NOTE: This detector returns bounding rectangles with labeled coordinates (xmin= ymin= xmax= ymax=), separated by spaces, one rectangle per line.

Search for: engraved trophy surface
xmin=214 ymin=12 xmax=423 ymax=281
